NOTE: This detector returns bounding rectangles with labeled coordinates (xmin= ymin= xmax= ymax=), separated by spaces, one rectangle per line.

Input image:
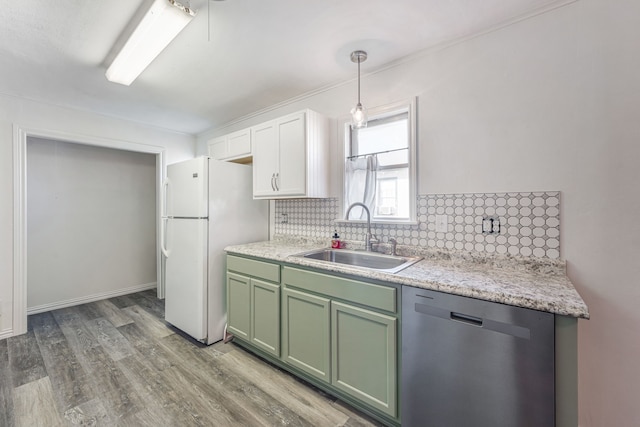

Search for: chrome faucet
xmin=389 ymin=237 xmax=398 ymax=256
xmin=345 ymin=202 xmax=378 ymax=251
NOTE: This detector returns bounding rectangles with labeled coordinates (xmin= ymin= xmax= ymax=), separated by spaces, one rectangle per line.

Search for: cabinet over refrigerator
xmin=161 ymin=156 xmax=268 ymax=344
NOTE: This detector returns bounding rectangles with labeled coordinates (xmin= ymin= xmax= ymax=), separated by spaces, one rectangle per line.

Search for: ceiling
xmin=0 ymin=0 xmax=562 ymax=135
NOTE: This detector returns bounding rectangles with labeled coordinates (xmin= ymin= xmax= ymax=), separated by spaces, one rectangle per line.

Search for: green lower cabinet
xmin=250 ymin=279 xmax=280 ymax=357
xmin=281 ymin=288 xmax=331 ymax=383
xmin=230 ymin=261 xmax=399 ymax=425
xmin=227 ymin=271 xmax=280 ymax=357
xmin=227 ymin=272 xmax=251 ymax=340
xmin=331 ymin=301 xmax=397 ymax=417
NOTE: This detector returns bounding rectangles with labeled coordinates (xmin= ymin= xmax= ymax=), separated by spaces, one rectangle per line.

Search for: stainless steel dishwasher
xmin=402 ymin=286 xmax=555 ymax=427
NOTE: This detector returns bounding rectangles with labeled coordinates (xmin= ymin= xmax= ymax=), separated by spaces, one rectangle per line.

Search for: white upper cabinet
xmin=252 ymin=120 xmax=279 ymax=196
xmin=252 ymin=109 xmax=329 ymax=199
xmin=208 ymin=136 xmax=227 ymax=159
xmin=207 ymin=128 xmax=252 ymax=161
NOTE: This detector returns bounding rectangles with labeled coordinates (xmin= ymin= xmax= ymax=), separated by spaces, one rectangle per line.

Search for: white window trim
xmin=337 ymin=97 xmax=418 ymax=225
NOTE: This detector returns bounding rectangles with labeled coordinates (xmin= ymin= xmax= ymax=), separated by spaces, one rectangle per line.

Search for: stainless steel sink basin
xmin=292 ymin=248 xmax=422 ymax=274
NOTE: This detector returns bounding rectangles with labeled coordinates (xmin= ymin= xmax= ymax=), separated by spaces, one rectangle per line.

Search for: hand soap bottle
xmin=331 ymin=230 xmax=341 ymax=249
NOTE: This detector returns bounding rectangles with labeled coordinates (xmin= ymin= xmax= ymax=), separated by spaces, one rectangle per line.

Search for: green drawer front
xmin=227 ymin=255 xmax=280 ymax=283
xmin=282 ymin=267 xmax=396 ymax=313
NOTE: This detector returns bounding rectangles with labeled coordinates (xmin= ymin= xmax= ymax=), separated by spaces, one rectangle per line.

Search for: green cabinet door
xmin=227 ymin=272 xmax=251 ymax=339
xmin=281 ymin=288 xmax=331 ymax=383
xmin=331 ymin=301 xmax=397 ymax=417
xmin=250 ymin=279 xmax=280 ymax=357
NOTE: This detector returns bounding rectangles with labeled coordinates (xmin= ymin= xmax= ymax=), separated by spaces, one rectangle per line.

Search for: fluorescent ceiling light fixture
xmin=106 ymin=0 xmax=195 ymax=86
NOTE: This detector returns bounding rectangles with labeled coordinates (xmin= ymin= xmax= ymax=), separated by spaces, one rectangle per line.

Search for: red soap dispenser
xmin=331 ymin=230 xmax=342 ymax=249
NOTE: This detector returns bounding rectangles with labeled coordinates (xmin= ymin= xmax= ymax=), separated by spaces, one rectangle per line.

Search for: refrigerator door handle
xmin=161 ymin=218 xmax=170 ymax=258
xmin=160 ymin=178 xmax=170 ymax=258
xmin=161 ymin=178 xmax=170 ymax=218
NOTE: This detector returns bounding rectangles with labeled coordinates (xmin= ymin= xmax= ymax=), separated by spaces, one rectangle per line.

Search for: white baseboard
xmin=26 ymin=282 xmax=157 ymax=316
xmin=0 ymin=328 xmax=12 ymax=340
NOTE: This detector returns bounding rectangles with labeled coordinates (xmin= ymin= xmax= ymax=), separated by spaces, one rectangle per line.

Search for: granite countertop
xmin=225 ymin=237 xmax=589 ymax=319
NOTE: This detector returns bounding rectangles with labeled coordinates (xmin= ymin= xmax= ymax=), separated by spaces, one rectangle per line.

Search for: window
xmin=342 ymin=99 xmax=417 ymax=223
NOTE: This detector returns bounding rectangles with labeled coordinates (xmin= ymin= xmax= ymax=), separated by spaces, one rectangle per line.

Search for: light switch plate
xmin=435 ymin=214 xmax=448 ymax=233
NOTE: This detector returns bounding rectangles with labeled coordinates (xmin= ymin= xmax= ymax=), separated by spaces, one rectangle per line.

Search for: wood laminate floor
xmin=1 ymin=290 xmax=380 ymax=426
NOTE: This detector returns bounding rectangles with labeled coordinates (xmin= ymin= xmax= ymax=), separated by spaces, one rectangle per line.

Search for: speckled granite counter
xmin=225 ymin=238 xmax=589 ymax=319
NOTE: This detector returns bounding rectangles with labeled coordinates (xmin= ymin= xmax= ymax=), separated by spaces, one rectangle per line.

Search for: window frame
xmin=337 ymin=97 xmax=418 ymax=225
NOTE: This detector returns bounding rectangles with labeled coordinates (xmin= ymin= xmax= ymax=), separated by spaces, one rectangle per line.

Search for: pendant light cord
xmin=357 ymin=57 xmax=361 ymax=105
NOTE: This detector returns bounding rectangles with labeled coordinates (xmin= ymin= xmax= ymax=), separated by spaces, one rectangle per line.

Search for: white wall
xmin=0 ymin=94 xmax=195 ymax=335
xmin=196 ymin=1 xmax=640 ymax=425
xmin=26 ymin=138 xmax=157 ymax=310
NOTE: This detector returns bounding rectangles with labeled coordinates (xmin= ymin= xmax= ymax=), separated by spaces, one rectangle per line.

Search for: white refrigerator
xmin=161 ymin=156 xmax=268 ymax=344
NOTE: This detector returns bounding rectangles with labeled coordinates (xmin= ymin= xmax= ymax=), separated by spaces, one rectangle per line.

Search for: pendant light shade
xmin=350 ymin=50 xmax=368 ymax=129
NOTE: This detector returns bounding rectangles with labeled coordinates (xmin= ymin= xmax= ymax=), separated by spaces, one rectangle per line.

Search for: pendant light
xmin=350 ymin=50 xmax=368 ymax=129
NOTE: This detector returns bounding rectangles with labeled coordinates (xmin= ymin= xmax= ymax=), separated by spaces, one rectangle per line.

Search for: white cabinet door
xmin=227 ymin=129 xmax=252 ymax=159
xmin=208 ymin=136 xmax=227 ymax=160
xmin=252 ymin=120 xmax=279 ymax=197
xmin=276 ymin=112 xmax=306 ymax=196
xmin=251 ymin=109 xmax=328 ymax=199
xmin=208 ymin=130 xmax=252 ymax=161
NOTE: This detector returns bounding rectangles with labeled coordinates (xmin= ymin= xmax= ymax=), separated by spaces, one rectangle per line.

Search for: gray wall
xmin=26 ymin=138 xmax=157 ymax=310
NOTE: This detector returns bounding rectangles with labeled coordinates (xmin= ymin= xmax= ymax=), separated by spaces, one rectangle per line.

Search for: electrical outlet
xmin=482 ymin=216 xmax=501 ymax=234
xmin=435 ymin=215 xmax=448 ymax=233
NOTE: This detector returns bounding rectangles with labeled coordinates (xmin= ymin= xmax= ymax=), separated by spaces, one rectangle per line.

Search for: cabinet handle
xmin=270 ymin=173 xmax=276 ymax=191
xmin=274 ymin=172 xmax=280 ymax=191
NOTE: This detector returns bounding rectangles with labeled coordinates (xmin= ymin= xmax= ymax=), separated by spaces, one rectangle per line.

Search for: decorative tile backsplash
xmin=274 ymin=191 xmax=560 ymax=259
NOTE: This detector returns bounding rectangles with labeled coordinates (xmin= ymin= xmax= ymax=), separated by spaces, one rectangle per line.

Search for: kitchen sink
xmin=292 ymin=248 xmax=422 ymax=274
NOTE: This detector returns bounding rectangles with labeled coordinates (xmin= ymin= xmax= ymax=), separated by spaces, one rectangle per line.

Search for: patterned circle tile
xmin=520 ymin=246 xmax=533 ymax=256
xmin=546 ymin=248 xmax=559 ymax=258
xmin=519 ymin=207 xmax=532 ymax=217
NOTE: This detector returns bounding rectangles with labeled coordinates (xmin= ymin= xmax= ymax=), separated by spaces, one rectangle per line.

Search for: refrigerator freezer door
xmin=166 ymin=157 xmax=208 ymax=218
xmin=165 ymin=218 xmax=208 ymax=340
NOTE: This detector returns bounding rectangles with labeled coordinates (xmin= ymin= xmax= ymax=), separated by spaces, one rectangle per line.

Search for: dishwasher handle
xmin=450 ymin=311 xmax=483 ymax=327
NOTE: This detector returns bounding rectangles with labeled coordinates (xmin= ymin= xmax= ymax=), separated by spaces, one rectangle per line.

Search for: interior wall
xmin=26 ymin=138 xmax=157 ymax=310
xmin=0 ymin=94 xmax=195 ymax=335
xmin=195 ymin=0 xmax=640 ymax=425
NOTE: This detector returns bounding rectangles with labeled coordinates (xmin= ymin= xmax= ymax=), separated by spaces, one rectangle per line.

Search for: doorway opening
xmin=12 ymin=126 xmax=166 ymax=336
